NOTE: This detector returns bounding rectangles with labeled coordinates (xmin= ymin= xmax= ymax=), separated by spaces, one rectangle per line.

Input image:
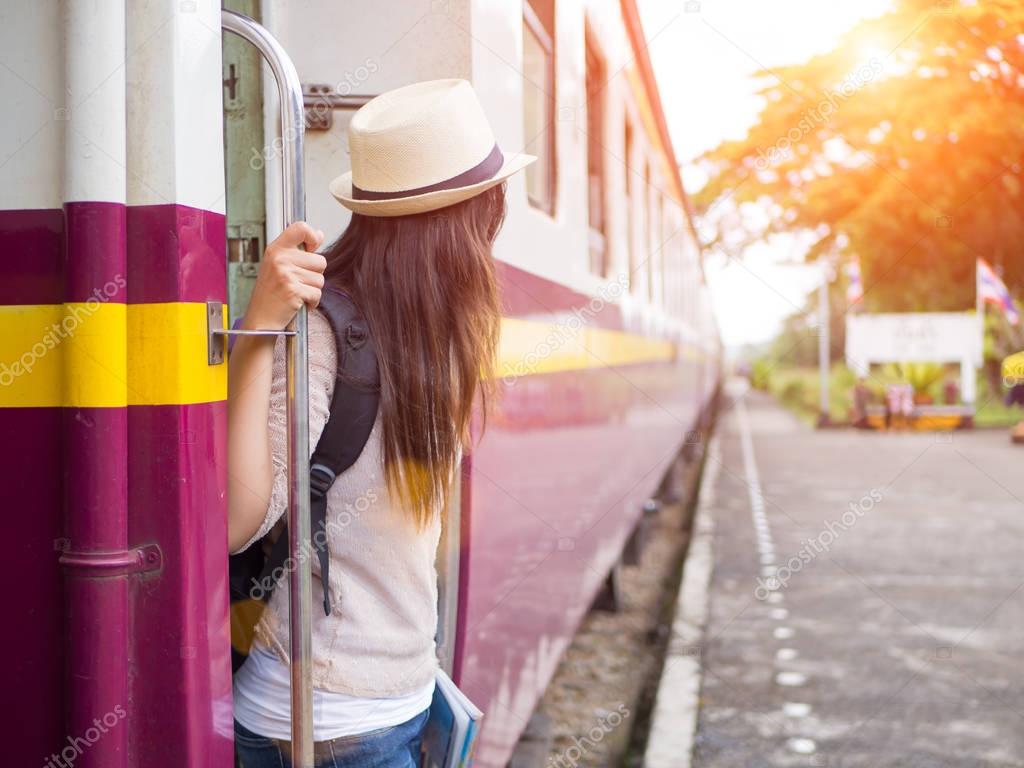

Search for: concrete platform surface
xmin=653 ymin=381 xmax=1024 ymax=768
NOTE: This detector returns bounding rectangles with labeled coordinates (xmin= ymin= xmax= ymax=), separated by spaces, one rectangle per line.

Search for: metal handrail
xmin=222 ymin=10 xmax=314 ymax=766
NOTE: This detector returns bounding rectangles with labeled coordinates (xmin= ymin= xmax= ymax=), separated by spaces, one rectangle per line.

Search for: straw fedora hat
xmin=330 ymin=79 xmax=535 ymax=217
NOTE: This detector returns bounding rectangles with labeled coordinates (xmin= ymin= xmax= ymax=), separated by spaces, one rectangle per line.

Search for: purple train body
xmin=4 ymin=2 xmax=720 ymax=766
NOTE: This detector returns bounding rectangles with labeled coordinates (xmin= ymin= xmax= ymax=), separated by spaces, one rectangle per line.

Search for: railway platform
xmin=646 ymin=381 xmax=1024 ymax=767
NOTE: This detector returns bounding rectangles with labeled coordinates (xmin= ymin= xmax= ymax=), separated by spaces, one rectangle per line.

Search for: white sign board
xmin=845 ymin=312 xmax=981 ymax=367
xmin=845 ymin=312 xmax=981 ymax=404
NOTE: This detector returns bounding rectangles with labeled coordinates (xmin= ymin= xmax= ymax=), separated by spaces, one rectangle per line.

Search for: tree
xmin=695 ymin=0 xmax=1024 ymax=314
xmin=768 ymin=278 xmax=848 ymax=367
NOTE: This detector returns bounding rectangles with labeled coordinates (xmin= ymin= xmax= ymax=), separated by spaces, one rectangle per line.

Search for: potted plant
xmin=898 ymin=362 xmax=945 ymax=405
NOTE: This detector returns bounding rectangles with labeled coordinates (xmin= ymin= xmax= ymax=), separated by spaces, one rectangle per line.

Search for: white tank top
xmin=232 ymin=647 xmax=434 ymax=741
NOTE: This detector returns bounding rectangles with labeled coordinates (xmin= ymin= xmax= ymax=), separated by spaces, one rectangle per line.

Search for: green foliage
xmin=696 ymin=0 xmax=1024 ymax=315
xmin=779 ymin=377 xmax=808 ymax=407
xmin=750 ymin=357 xmax=774 ymax=390
xmin=766 ymin=363 xmax=1020 ymax=427
xmin=975 ymin=363 xmax=1024 ymax=426
xmin=881 ymin=362 xmax=947 ymax=396
xmin=766 ymin=363 xmax=860 ymax=423
xmin=984 ymin=309 xmax=1024 ymax=363
xmin=768 ymin=279 xmax=847 ymax=367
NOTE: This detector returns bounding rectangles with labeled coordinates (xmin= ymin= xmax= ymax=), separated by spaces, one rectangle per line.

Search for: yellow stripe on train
xmin=0 ymin=302 xmax=226 ymax=407
xmin=127 ymin=302 xmax=227 ymax=406
xmin=496 ymin=317 xmax=676 ymax=378
xmin=0 ymin=305 xmax=681 ymax=407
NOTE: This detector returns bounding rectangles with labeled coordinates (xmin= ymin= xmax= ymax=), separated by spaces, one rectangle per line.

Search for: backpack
xmin=228 ymin=287 xmax=380 ymax=672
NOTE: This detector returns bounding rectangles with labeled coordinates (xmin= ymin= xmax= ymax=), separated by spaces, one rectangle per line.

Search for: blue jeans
xmin=234 ymin=709 xmax=428 ymax=768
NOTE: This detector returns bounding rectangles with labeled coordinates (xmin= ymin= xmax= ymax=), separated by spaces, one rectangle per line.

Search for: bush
xmin=750 ymin=358 xmax=773 ymax=391
xmin=778 ymin=378 xmax=808 ymax=411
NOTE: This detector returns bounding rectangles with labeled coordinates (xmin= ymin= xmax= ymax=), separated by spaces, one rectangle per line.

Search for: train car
xmin=3 ymin=1 xmax=720 ymax=766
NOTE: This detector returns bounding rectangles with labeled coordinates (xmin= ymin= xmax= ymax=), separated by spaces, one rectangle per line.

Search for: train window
xmin=658 ymin=194 xmax=667 ymax=307
xmin=644 ymin=160 xmax=653 ymax=301
xmin=523 ymin=0 xmax=556 ymax=214
xmin=624 ymin=121 xmax=635 ymax=290
xmin=665 ymin=205 xmax=681 ymax=316
xmin=647 ymin=188 xmax=660 ymax=304
xmin=585 ymin=27 xmax=607 ymax=276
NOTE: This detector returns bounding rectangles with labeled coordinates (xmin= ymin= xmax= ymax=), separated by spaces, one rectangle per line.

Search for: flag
xmin=977 ymin=258 xmax=1020 ymax=325
xmin=845 ymin=257 xmax=864 ymax=308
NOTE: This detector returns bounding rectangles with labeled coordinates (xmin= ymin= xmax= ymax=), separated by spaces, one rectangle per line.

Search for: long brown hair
xmin=323 ymin=184 xmax=507 ymax=528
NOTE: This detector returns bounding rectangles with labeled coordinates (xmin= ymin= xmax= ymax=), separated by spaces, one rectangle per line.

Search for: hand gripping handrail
xmin=221 ymin=10 xmax=314 ymax=765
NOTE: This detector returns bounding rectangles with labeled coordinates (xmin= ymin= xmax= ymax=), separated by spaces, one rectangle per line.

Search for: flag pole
xmin=976 ymin=258 xmax=985 ymax=365
xmin=976 ymin=258 xmax=984 ymax=329
xmin=817 ymin=252 xmax=833 ymax=428
xmin=970 ymin=258 xmax=982 ymax=410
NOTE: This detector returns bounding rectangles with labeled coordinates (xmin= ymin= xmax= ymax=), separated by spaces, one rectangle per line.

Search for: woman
xmin=226 ymin=79 xmax=534 ymax=767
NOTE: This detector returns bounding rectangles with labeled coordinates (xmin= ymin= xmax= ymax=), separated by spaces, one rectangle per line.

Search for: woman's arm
xmin=227 ymin=221 xmax=326 ymax=553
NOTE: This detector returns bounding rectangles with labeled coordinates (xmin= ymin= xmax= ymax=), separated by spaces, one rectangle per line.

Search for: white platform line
xmin=736 ymin=397 xmax=822 ymax=753
xmin=643 ymin=438 xmax=721 ymax=768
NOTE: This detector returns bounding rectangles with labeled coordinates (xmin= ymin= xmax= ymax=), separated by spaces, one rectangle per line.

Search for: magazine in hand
xmin=421 ymin=669 xmax=483 ymax=768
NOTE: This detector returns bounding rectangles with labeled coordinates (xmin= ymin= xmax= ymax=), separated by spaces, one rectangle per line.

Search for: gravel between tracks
xmin=531 ymin=446 xmax=709 ymax=768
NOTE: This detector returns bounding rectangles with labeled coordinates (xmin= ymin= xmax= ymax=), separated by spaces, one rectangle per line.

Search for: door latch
xmin=206 ymin=300 xmax=295 ymax=365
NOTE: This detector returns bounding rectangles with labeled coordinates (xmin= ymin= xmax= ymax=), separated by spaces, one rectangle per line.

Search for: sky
xmin=639 ymin=0 xmax=892 ymax=352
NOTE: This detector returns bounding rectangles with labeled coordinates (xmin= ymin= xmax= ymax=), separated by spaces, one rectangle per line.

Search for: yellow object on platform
xmin=866 ymin=412 xmax=966 ymax=431
xmin=1003 ymin=351 xmax=1024 ymax=383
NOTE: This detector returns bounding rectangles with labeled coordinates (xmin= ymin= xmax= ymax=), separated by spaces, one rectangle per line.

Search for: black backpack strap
xmin=258 ymin=287 xmax=380 ymax=616
xmin=309 ymin=288 xmax=380 ymax=614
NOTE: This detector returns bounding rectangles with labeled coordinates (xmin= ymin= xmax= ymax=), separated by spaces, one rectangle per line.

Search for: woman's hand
xmin=244 ymin=221 xmax=327 ymax=330
xmin=227 ymin=221 xmax=325 ymax=551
